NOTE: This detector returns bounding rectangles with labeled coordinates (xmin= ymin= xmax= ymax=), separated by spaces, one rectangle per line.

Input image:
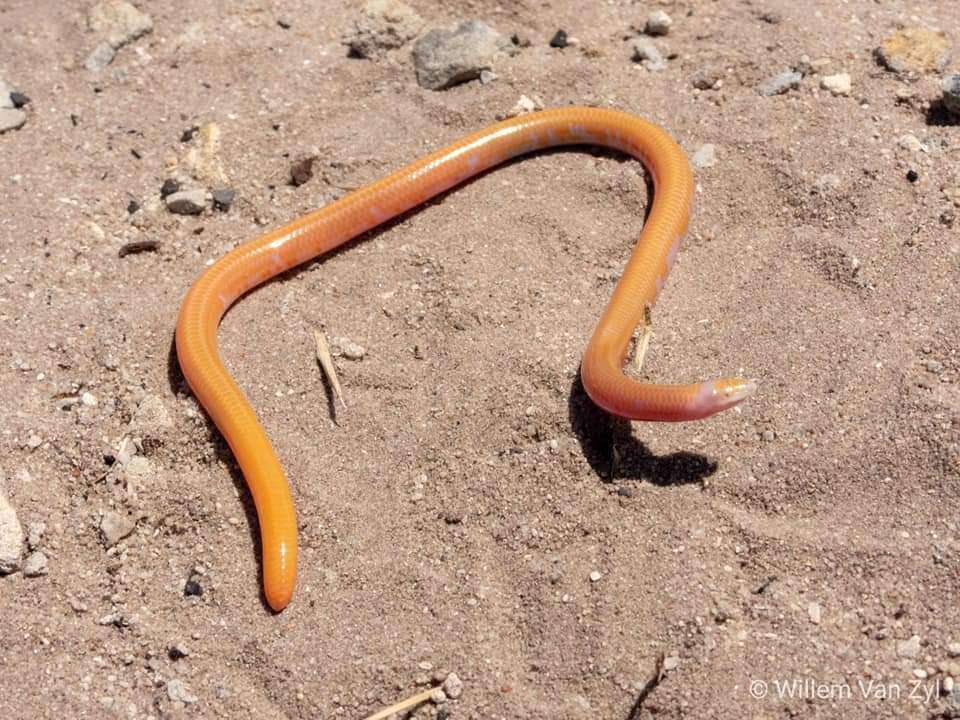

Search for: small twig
xmin=314 ymin=329 xmax=346 ymax=408
xmin=362 ymin=686 xmax=439 ymax=720
xmin=625 ymin=652 xmax=665 ymax=720
xmin=632 ymin=306 xmax=653 ymax=373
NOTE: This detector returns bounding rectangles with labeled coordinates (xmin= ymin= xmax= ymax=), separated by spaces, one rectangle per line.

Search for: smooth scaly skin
xmin=175 ymin=107 xmax=755 ymax=611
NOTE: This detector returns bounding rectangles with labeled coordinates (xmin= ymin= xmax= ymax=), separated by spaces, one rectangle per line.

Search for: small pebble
xmin=211 ymin=188 xmax=235 ymax=211
xmin=631 ymin=39 xmax=666 ymax=72
xmin=183 ymin=574 xmax=203 ymax=597
xmin=549 ymin=30 xmax=568 ymax=48
xmin=898 ymin=134 xmax=925 ymax=153
xmin=757 ymin=70 xmax=801 ymax=96
xmin=589 ymin=570 xmax=602 ymax=582
xmin=84 ymin=42 xmax=116 ymax=72
xmin=820 ymin=72 xmax=851 ymax=96
xmin=0 ymin=108 xmax=27 ymax=134
xmin=81 ymin=391 xmax=98 ymax=407
xmin=118 ymin=240 xmax=160 ymax=257
xmin=290 ymin=157 xmax=315 ymax=186
xmin=691 ymin=144 xmax=716 ymax=169
xmin=947 ymin=642 xmax=960 ymax=657
xmin=165 ymin=189 xmax=208 ymax=215
xmin=344 ymin=0 xmax=423 ymax=59
xmin=442 ymin=672 xmax=463 ymax=699
xmin=334 ymin=337 xmax=366 ymax=360
xmin=88 ymin=0 xmax=153 ymax=50
xmin=644 ymin=10 xmax=672 ymax=36
xmin=691 ymin=68 xmax=721 ymax=90
xmin=160 ymin=179 xmax=180 ymax=197
xmin=99 ymin=511 xmax=136 ymax=547
xmin=430 ymin=689 xmax=447 ymax=704
xmin=940 ymin=660 xmax=960 ymax=677
xmin=808 ymin=601 xmax=822 ymax=625
xmin=505 ymin=94 xmax=539 ymax=118
xmin=166 ymin=678 xmax=198 ymax=704
xmin=663 ymin=656 xmax=680 ymax=671
xmin=0 ymin=490 xmax=24 ymax=574
xmin=942 ymin=75 xmax=960 ymax=116
xmin=26 ymin=521 xmax=45 ymax=550
xmin=168 ymin=643 xmax=190 ymax=660
xmin=906 ymin=169 xmax=919 ymax=183
xmin=944 ymin=676 xmax=955 ymax=693
xmin=22 ymin=551 xmax=48 ymax=577
xmin=897 ymin=634 xmax=921 ymax=658
xmin=926 ymin=360 xmax=944 ymax=374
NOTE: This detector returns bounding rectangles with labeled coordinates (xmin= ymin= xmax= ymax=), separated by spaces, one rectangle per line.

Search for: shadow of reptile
xmin=568 ymin=370 xmax=717 ymax=486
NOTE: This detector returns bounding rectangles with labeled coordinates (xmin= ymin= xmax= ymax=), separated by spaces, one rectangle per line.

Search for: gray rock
xmin=644 ymin=10 xmax=672 ymax=36
xmin=166 ymin=678 xmax=198 ymax=704
xmin=165 ymin=189 xmax=208 ymax=215
xmin=0 ymin=108 xmax=26 ymax=133
xmin=0 ymin=489 xmax=23 ymax=574
xmin=211 ymin=188 xmax=235 ymax=211
xmin=345 ymin=0 xmax=423 ymax=59
xmin=100 ymin=511 xmax=136 ymax=547
xmin=947 ymin=642 xmax=960 ymax=657
xmin=26 ymin=521 xmax=45 ymax=550
xmin=758 ymin=70 xmax=801 ymax=96
xmin=88 ymin=0 xmax=153 ymax=49
xmin=631 ymin=39 xmax=666 ymax=71
xmin=692 ymin=144 xmax=716 ymax=169
xmin=412 ymin=20 xmax=513 ymax=90
xmin=85 ymin=41 xmax=117 ymax=71
xmin=22 ymin=551 xmax=48 ymax=577
xmin=942 ymin=75 xmax=960 ymax=116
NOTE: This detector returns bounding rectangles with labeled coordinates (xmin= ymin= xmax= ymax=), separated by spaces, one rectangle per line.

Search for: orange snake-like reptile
xmin=175 ymin=107 xmax=755 ymax=611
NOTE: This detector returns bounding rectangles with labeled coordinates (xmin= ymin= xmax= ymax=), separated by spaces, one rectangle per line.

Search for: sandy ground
xmin=1 ymin=1 xmax=959 ymax=718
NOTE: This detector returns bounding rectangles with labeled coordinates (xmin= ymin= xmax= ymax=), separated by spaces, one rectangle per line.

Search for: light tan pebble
xmin=442 ymin=672 xmax=463 ymax=699
xmin=820 ymin=73 xmax=851 ymax=96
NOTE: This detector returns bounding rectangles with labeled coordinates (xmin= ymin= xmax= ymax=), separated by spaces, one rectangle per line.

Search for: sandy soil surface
xmin=1 ymin=1 xmax=959 ymax=718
